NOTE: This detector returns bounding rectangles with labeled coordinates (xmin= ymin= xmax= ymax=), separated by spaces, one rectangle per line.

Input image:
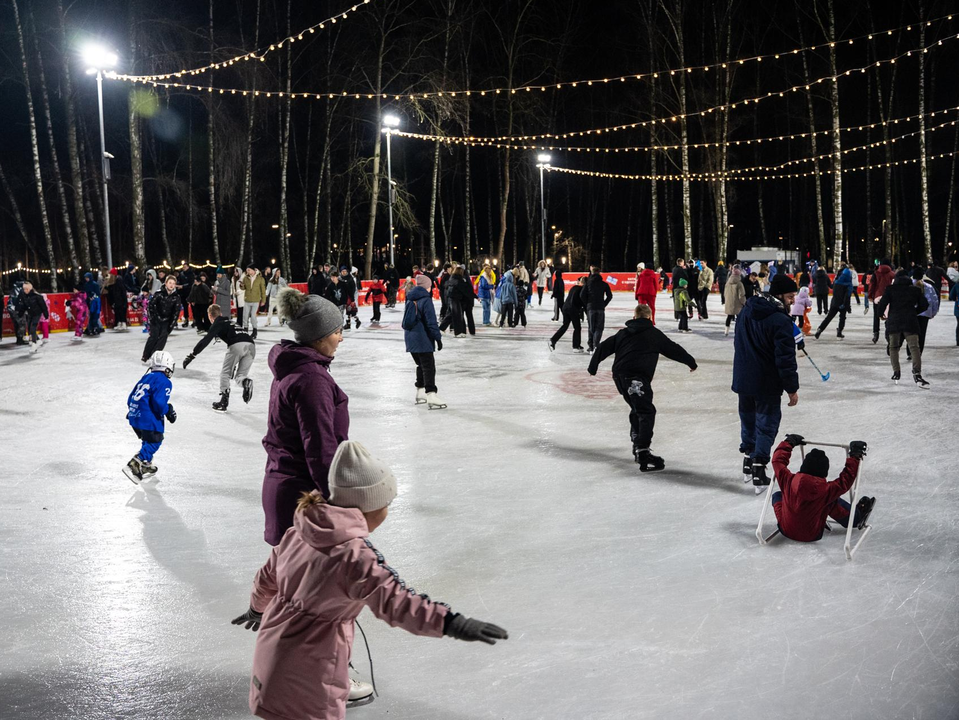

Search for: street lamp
xmin=535 ymin=153 xmax=552 ymax=262
xmin=83 ymin=44 xmax=118 ymax=270
xmin=381 ymin=113 xmax=401 ymax=266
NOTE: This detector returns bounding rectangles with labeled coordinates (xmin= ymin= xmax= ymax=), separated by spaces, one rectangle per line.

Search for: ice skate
xmin=836 ymin=332 xmax=845 ymax=339
xmin=71 ymin=335 xmax=83 ymax=343
xmin=141 ymin=461 xmax=158 ymax=480
xmin=751 ymin=463 xmax=770 ymax=494
xmin=425 ymin=392 xmax=447 ymax=409
xmin=251 ymin=328 xmax=258 ymax=340
xmin=855 ymin=496 xmax=876 ymax=529
xmin=548 ymin=340 xmax=555 ymax=352
xmin=242 ymin=378 xmax=254 ymax=404
xmin=354 ymin=317 xmax=361 ymax=329
xmin=872 ymin=332 xmax=879 ymax=344
xmin=913 ymin=373 xmax=930 ymax=389
xmin=724 ymin=325 xmax=730 ymax=336
xmin=814 ymin=328 xmax=822 ymax=340
xmin=213 ymin=389 xmax=230 ymax=412
xmin=29 ymin=341 xmax=39 ymax=354
xmin=635 ymin=448 xmax=665 ymax=472
xmin=346 ymin=678 xmax=374 ymax=707
xmin=574 ymin=347 xmax=585 ymax=353
xmin=742 ymin=454 xmax=753 ymax=482
xmin=415 ymin=387 xmax=427 ymax=405
xmin=891 ymin=371 xmax=900 ymax=384
xmin=123 ymin=457 xmax=144 ymax=485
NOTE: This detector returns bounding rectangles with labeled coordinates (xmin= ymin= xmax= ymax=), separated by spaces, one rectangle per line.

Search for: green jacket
xmin=673 ymin=288 xmax=691 ymax=313
xmin=243 ymin=272 xmax=266 ymax=304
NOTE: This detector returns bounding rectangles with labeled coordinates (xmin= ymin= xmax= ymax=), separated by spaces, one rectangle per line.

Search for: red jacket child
xmin=771 ymin=436 xmax=871 ymax=542
xmin=364 ymin=279 xmax=387 ymax=304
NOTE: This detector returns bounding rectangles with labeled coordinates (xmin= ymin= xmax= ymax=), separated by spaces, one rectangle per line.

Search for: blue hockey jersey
xmin=127 ymin=371 xmax=173 ymax=432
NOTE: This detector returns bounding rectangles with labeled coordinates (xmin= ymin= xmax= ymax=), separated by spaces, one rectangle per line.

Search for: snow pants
xmin=738 ymin=394 xmax=782 ymax=465
xmin=411 ymin=352 xmax=437 ymax=393
xmin=26 ymin=314 xmax=41 ymax=343
xmin=550 ymin=308 xmax=582 ymax=349
xmin=221 ymin=342 xmax=256 ymax=392
xmin=772 ymin=492 xmax=864 ymax=539
xmin=615 ymin=375 xmax=656 ymax=451
xmin=637 ymin=294 xmax=657 ymax=324
xmin=73 ymin=304 xmax=89 ymax=338
xmin=133 ymin=427 xmax=164 ymax=463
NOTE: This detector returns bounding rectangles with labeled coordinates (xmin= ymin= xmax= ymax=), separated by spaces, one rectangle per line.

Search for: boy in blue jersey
xmin=124 ymin=350 xmax=178 ymax=484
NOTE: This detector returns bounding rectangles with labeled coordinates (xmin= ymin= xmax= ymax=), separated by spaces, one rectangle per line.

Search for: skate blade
xmin=639 ymin=466 xmax=665 ymax=473
xmin=427 ymin=404 xmax=447 ymax=410
xmin=415 ymin=399 xmax=427 ymax=405
xmin=346 ymin=695 xmax=375 ymax=709
xmin=123 ymin=467 xmax=142 ymax=485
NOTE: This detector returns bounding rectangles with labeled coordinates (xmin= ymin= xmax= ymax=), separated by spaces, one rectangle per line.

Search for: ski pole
xmin=802 ymin=348 xmax=830 ymax=382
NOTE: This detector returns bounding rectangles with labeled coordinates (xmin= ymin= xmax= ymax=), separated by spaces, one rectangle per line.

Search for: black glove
xmin=443 ymin=613 xmax=508 ymax=645
xmin=436 ymin=337 xmax=443 ymax=351
xmin=784 ymin=434 xmax=806 ymax=448
xmin=231 ymin=607 xmax=263 ymax=631
xmin=796 ymin=339 xmax=805 ymax=352
xmin=182 ymin=353 xmax=195 ymax=369
xmin=166 ymin=404 xmax=177 ymax=424
xmin=849 ymin=441 xmax=867 ymax=460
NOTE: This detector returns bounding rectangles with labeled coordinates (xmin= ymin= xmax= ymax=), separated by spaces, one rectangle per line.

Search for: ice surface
xmin=1 ymin=293 xmax=957 ymax=720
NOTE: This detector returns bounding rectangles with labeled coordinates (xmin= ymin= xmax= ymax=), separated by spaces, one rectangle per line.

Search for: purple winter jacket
xmin=262 ymin=341 xmax=349 ymax=545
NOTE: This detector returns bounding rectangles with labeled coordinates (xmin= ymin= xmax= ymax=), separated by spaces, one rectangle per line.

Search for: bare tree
xmin=917 ymin=1 xmax=932 ymax=262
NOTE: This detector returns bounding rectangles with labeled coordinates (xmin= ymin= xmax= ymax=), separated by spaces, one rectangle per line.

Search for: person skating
xmin=790 ymin=286 xmax=813 ymax=329
xmin=477 ymin=266 xmax=496 ymax=326
xmin=141 ymin=275 xmax=182 ymax=363
xmin=815 ymin=264 xmax=853 ymax=339
xmin=723 ymin=266 xmax=746 ymax=336
xmin=364 ymin=275 xmax=387 ymax=324
xmin=549 ymin=276 xmax=586 ymax=352
xmin=550 ymin=268 xmax=565 ymax=321
xmin=715 ymin=262 xmax=729 ymax=304
xmin=338 ymin=266 xmax=361 ymax=330
xmin=323 ymin=272 xmax=347 ymax=328
xmin=187 ymin=273 xmax=214 ymax=333
xmin=588 ymin=304 xmax=697 ymax=471
xmin=66 ymin=288 xmax=89 ymax=342
xmin=384 ymin=263 xmax=400 ymax=308
xmin=916 ymin=274 xmax=940 ymax=353
xmin=812 ymin=267 xmax=832 ymax=315
xmin=874 ymin=270 xmax=929 ymax=387
xmin=175 ymin=262 xmax=195 ymax=328
xmin=771 ymin=435 xmax=874 ymax=541
xmin=104 ymin=268 xmax=130 ymax=331
xmin=496 ymin=269 xmax=518 ymax=328
xmin=265 ymin=268 xmax=289 ymax=326
xmin=449 ymin=266 xmax=476 ymax=335
xmin=15 ymin=282 xmax=49 ymax=351
xmin=582 ymin=267 xmax=612 ymax=352
xmin=438 ymin=266 xmax=468 ymax=336
xmin=533 ymin=260 xmax=551 ymax=305
xmin=866 ymin=259 xmax=895 ymax=343
xmin=242 ymin=266 xmax=267 ymax=339
xmin=635 ymin=262 xmax=661 ymax=325
xmin=214 ymin=266 xmax=232 ymax=321
xmin=124 ymin=350 xmax=177 ymax=484
xmin=732 ymin=274 xmax=800 ymax=490
xmin=81 ymin=271 xmax=103 ymax=336
xmin=697 ymin=261 xmax=714 ymax=320
xmin=670 ymin=258 xmax=688 ymax=302
xmin=231 ymin=441 xmax=508 ymax=720
xmin=403 ymin=275 xmax=445 ymax=408
xmin=5 ymin=278 xmax=28 ymax=345
xmin=513 ymin=266 xmax=529 ymax=327
xmin=183 ymin=304 xmax=257 ymax=411
xmin=673 ymin=279 xmax=692 ymax=333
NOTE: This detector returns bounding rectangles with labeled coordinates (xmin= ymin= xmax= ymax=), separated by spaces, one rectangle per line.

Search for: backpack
xmin=401 ymin=297 xmax=422 ymax=331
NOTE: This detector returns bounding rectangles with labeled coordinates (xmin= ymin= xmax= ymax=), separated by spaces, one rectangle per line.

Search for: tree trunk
xmin=58 ymin=0 xmax=91 ymax=271
xmin=207 ymin=0 xmax=221 ymax=264
xmin=463 ymin=93 xmax=474 ymax=262
xmin=237 ymin=0 xmax=260 ymax=267
xmin=188 ymin=111 xmax=194 ymax=262
xmin=278 ymin=0 xmax=293 ymax=276
xmin=11 ymin=0 xmax=57 ymax=288
xmin=77 ymin=121 xmax=102 ymax=265
xmin=428 ymin=140 xmax=441 ymax=262
xmin=796 ymin=11 xmax=827 ymax=262
xmin=31 ymin=10 xmax=81 ymax=280
xmin=128 ymin=15 xmax=146 ymax=270
xmin=362 ymin=44 xmax=384 ymax=280
xmin=0 ymin=159 xmax=37 ymax=255
xmin=917 ymin=7 xmax=932 ymax=262
xmin=944 ymin=134 xmax=958 ymax=252
xmin=754 ymin=73 xmax=766 ymax=245
xmin=158 ymin=183 xmax=171 ymax=264
xmin=827 ymin=0 xmax=843 ymax=267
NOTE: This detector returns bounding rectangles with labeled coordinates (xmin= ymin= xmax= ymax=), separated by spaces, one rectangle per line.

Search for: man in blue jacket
xmin=733 ymin=274 xmax=800 ymax=490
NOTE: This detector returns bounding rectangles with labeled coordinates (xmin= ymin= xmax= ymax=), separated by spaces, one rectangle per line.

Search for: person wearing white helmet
xmin=124 ymin=350 xmax=178 ymax=484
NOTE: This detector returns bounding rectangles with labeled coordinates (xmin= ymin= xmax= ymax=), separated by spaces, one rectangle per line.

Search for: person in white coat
xmin=265 ymin=268 xmax=289 ymax=326
xmin=533 ymin=261 xmax=552 ymax=306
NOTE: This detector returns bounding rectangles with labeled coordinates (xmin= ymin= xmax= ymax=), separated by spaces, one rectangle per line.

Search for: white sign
xmin=606 ymin=276 xmax=618 ymax=285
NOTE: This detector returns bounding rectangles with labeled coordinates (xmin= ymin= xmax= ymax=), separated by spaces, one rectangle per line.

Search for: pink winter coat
xmin=248 ymin=501 xmax=450 ymax=720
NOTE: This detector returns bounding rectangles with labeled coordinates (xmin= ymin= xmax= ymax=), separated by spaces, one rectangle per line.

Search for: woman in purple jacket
xmin=262 ymin=288 xmax=348 ymax=546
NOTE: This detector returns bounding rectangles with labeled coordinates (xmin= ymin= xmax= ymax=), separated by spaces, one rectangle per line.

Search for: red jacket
xmin=635 ymin=269 xmax=660 ymax=299
xmin=364 ymin=280 xmax=386 ymax=303
xmin=771 ymin=441 xmax=860 ymax=542
xmin=867 ymin=264 xmax=894 ymax=302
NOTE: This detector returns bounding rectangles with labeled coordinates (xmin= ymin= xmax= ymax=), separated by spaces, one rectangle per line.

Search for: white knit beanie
xmin=328 ymin=441 xmax=397 ymax=513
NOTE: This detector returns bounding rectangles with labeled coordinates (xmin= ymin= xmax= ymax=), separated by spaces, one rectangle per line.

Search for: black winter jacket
xmin=191 ymin=315 xmax=254 ymax=355
xmin=448 ymin=275 xmax=475 ymax=307
xmin=875 ymin=276 xmax=929 ymax=335
xmin=671 ymin=265 xmax=688 ymax=291
xmin=551 ymin=271 xmax=565 ymax=301
xmin=148 ymin=289 xmax=183 ymax=329
xmin=187 ymin=282 xmax=213 ymax=305
xmin=582 ymin=275 xmax=612 ymax=309
xmin=562 ymin=284 xmax=585 ymax=314
xmin=588 ymin=317 xmax=697 ymax=380
xmin=324 ymin=281 xmax=345 ymax=307
xmin=15 ymin=291 xmax=49 ymax=320
xmin=813 ymin=269 xmax=832 ymax=295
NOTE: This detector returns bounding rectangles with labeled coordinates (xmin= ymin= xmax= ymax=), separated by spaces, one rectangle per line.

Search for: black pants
xmin=194 ymin=304 xmax=211 ymax=331
xmin=514 ymin=301 xmax=527 ymax=327
xmin=677 ymin=312 xmax=689 ymax=331
xmin=551 ymin=308 xmax=582 ymax=349
xmin=614 ymin=375 xmax=656 ymax=450
xmin=462 ymin=306 xmax=475 ymax=335
xmin=537 ymin=286 xmax=545 ymax=304
xmin=371 ymin=302 xmax=381 ymax=321
xmin=917 ymin=316 xmax=930 ymax=352
xmin=143 ymin=323 xmax=172 ymax=360
xmin=726 ymin=314 xmax=736 ymax=327
xmin=439 ymin=299 xmax=465 ymax=335
xmin=411 ymin=352 xmax=437 ymax=393
xmin=236 ymin=305 xmax=244 ymax=325
xmin=26 ymin=314 xmax=40 ymax=343
xmin=587 ymin=309 xmax=604 ymax=349
xmin=552 ymin=297 xmax=562 ymax=321
xmin=851 ymin=286 xmax=860 ymax=304
xmin=499 ymin=302 xmax=515 ymax=327
xmin=872 ymin=304 xmax=883 ymax=338
xmin=113 ymin=299 xmax=128 ymax=325
xmin=816 ymin=294 xmax=828 ymax=314
xmin=699 ymin=289 xmax=710 ymax=319
xmin=818 ymin=304 xmax=847 ymax=335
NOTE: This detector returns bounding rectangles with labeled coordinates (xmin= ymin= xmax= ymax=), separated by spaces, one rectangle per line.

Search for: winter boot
xmin=123 ymin=457 xmax=144 ymax=485
xmin=425 ymin=392 xmax=447 ymax=409
xmin=635 ymin=449 xmax=665 ymax=472
xmin=751 ymin=463 xmax=771 ymax=492
xmin=814 ymin=328 xmax=822 ymax=340
xmin=415 ymin=387 xmax=427 ymax=405
xmin=855 ymin=496 xmax=876 ymax=529
xmin=913 ymin=373 xmax=930 ymax=389
xmin=891 ymin=371 xmax=900 ymax=384
xmin=242 ymin=378 xmax=254 ymax=403
xmin=213 ymin=389 xmax=230 ymax=412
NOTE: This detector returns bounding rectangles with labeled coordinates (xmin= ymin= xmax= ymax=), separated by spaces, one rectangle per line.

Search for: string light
xmin=388 ymin=107 xmax=959 ymax=153
xmin=115 ymin=0 xmax=374 ymax=82
xmin=107 ymin=35 xmax=958 ymax=141
xmin=1 ymin=266 xmax=61 ymax=276
xmin=114 ymin=12 xmax=956 ymax=99
xmin=542 ymin=151 xmax=958 ymax=183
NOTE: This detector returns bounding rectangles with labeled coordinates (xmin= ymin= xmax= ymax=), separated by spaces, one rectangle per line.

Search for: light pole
xmin=84 ymin=45 xmax=118 ymax=270
xmin=382 ymin=113 xmax=401 ymax=266
xmin=535 ymin=153 xmax=551 ymax=261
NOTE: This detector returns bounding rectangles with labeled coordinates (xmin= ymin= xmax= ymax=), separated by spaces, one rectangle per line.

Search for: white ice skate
xmin=123 ymin=457 xmax=144 ymax=485
xmin=425 ymin=392 xmax=447 ymax=410
xmin=345 ymin=678 xmax=374 ymax=708
xmin=29 ymin=342 xmax=40 ymax=354
xmin=415 ymin=387 xmax=427 ymax=405
xmin=71 ymin=335 xmax=83 ymax=342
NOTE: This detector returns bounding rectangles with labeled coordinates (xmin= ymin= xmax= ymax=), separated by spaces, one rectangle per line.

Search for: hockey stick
xmin=802 ymin=348 xmax=830 ymax=381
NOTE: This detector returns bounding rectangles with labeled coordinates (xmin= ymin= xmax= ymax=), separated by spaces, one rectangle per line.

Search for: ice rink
xmin=1 ymin=291 xmax=957 ymax=720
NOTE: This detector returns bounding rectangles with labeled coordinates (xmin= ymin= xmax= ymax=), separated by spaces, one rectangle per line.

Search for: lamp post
xmin=381 ymin=113 xmax=401 ymax=266
xmin=83 ymin=45 xmax=118 ymax=270
xmin=535 ymin=153 xmax=551 ymax=261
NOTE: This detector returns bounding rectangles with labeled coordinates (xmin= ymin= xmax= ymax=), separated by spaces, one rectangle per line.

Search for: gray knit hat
xmin=277 ymin=287 xmax=342 ymax=344
xmin=328 ymin=441 xmax=398 ymax=513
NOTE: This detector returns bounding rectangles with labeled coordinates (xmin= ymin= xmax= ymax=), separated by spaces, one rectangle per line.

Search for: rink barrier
xmin=4 ymin=273 xmax=947 ymax=336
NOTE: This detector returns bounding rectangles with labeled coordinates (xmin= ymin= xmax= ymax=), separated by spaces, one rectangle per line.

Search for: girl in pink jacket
xmin=67 ymin=290 xmax=89 ymax=341
xmin=232 ymin=441 xmax=508 ymax=720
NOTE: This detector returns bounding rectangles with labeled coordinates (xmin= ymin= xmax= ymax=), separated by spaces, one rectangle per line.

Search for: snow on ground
xmin=1 ymin=292 xmax=957 ymax=720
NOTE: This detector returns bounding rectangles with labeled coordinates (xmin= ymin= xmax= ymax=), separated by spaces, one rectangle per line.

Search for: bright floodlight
xmin=383 ymin=113 xmax=401 ymax=128
xmin=537 ymin=153 xmax=552 ymax=164
xmin=83 ymin=44 xmax=118 ymax=70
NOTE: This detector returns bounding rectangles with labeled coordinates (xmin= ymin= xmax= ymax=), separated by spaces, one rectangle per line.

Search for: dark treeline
xmin=0 ymin=0 xmax=957 ymax=290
